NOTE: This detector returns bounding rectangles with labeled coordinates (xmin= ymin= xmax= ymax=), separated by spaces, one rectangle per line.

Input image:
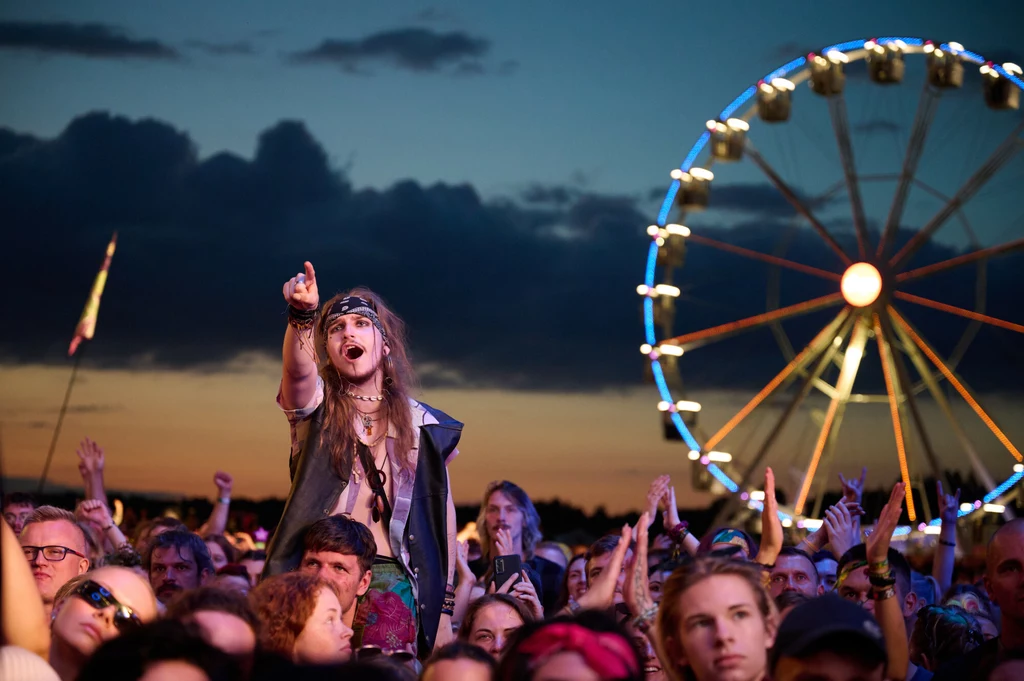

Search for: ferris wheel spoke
xmin=873 ymin=313 xmax=917 ymax=521
xmin=703 ymin=309 xmax=851 ymax=451
xmin=890 ymin=119 xmax=1024 ymax=270
xmin=794 ymin=317 xmax=870 ymax=516
xmin=877 ymin=84 xmax=941 ymax=259
xmin=889 ymin=306 xmax=1023 ymax=463
xmin=827 ymin=95 xmax=870 ymax=260
xmin=686 ymin=233 xmax=843 ymax=282
xmin=878 ymin=313 xmax=945 ymax=487
xmin=896 ymin=236 xmax=1024 ymax=283
xmin=709 ymin=314 xmax=855 ymax=529
xmin=745 ymin=142 xmax=853 ymax=266
xmin=664 ymin=293 xmax=845 ymax=351
xmin=892 ymin=291 xmax=1024 ymax=334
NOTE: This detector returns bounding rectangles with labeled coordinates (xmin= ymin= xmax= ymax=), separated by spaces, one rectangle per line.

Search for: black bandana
xmin=325 ymin=296 xmax=388 ymax=342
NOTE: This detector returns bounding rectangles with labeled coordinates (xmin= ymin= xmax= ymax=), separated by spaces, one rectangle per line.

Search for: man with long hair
xmin=265 ymin=261 xmax=463 ymax=659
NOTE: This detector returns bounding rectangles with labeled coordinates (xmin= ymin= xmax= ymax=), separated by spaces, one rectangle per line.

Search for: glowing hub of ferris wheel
xmin=840 ymin=263 xmax=883 ymax=307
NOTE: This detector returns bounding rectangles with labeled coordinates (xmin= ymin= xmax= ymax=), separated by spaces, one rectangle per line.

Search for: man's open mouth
xmin=344 ymin=345 xmax=364 ymax=360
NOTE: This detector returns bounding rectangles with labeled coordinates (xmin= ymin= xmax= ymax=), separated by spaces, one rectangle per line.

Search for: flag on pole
xmin=69 ymin=232 xmax=117 ymax=356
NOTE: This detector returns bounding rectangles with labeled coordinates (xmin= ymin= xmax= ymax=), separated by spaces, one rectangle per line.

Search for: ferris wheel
xmin=642 ymin=37 xmax=1024 ymax=536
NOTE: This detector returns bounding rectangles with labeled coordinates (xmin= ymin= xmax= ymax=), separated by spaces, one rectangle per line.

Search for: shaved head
xmin=986 ymin=519 xmax=1024 ymax=573
xmin=984 ymin=519 xmax=1024 ymax=629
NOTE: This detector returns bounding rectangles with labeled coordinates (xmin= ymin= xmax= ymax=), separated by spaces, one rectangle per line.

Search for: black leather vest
xmin=264 ymin=400 xmax=463 ymax=653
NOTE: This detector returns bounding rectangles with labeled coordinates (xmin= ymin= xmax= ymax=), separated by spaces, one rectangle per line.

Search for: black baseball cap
xmin=769 ymin=595 xmax=887 ymax=672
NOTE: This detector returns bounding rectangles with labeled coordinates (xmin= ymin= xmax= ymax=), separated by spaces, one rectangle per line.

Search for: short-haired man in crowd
xmin=299 ymin=515 xmax=376 ymax=628
xmin=19 ymin=505 xmax=91 ymax=619
xmin=933 ymin=518 xmax=1024 ymax=681
xmin=769 ymin=547 xmax=824 ymax=599
xmin=144 ymin=530 xmax=214 ymax=604
xmin=476 ymin=480 xmax=563 ymax=612
xmin=3 ymin=491 xmax=37 ymax=535
xmin=585 ymin=533 xmax=634 ymax=612
xmin=837 ymin=544 xmax=924 ymax=680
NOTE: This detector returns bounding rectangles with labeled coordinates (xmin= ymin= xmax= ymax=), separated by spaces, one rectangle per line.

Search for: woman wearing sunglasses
xmin=49 ymin=566 xmax=159 ymax=681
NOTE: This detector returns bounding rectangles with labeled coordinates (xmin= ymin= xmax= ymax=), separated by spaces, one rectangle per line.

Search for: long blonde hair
xmin=655 ymin=556 xmax=777 ymax=681
xmin=315 ymin=288 xmax=418 ymax=475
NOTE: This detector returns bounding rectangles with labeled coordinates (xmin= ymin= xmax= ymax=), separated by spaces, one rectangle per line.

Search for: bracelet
xmin=287 ymin=305 xmax=318 ymax=331
xmin=939 ymin=539 xmax=956 ymax=547
xmin=667 ymin=521 xmax=690 ymax=542
xmin=872 ymin=586 xmax=896 ymax=601
xmin=568 ymin=599 xmax=582 ymax=613
xmin=218 ymin=497 xmax=231 ymax=504
xmin=441 ymin=606 xmax=454 ymax=617
xmin=631 ymin=605 xmax=659 ymax=634
xmin=868 ymin=559 xmax=889 ymax=573
xmin=868 ymin=572 xmax=896 ymax=588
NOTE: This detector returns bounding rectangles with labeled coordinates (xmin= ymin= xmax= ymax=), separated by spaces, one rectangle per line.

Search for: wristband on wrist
xmin=872 ymin=586 xmax=896 ymax=600
xmin=287 ymin=305 xmax=318 ymax=331
xmin=631 ymin=605 xmax=659 ymax=634
xmin=218 ymin=497 xmax=231 ymax=504
xmin=568 ymin=599 xmax=583 ymax=613
xmin=868 ymin=572 xmax=896 ymax=588
xmin=868 ymin=559 xmax=889 ymax=573
xmin=667 ymin=521 xmax=690 ymax=542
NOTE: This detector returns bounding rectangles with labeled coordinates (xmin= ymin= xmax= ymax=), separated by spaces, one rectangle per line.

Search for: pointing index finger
xmin=304 ymin=261 xmax=316 ymax=284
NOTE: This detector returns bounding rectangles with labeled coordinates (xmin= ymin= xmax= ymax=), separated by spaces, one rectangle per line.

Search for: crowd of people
xmin=1 ymin=264 xmax=1021 ymax=681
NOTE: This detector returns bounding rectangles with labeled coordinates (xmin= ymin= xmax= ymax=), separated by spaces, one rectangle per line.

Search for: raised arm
xmin=932 ymin=480 xmax=960 ymax=597
xmin=76 ymin=437 xmax=107 ymax=503
xmin=197 ymin=471 xmax=234 ymax=537
xmin=756 ymin=467 xmax=783 ymax=568
xmin=280 ymin=261 xmax=320 ymax=410
xmin=2 ymin=519 xmax=50 ymax=658
xmin=866 ymin=483 xmax=910 ymax=681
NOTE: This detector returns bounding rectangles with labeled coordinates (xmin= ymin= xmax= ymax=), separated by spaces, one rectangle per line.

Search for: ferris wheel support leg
xmin=890 ymin=120 xmax=1024 ymax=270
xmin=874 ymin=313 xmax=918 ymax=521
xmin=888 ymin=309 xmax=1016 ymax=521
xmin=745 ymin=142 xmax=853 ymax=266
xmin=710 ymin=314 xmax=856 ymax=528
xmin=879 ymin=314 xmax=947 ymax=489
xmin=827 ymin=95 xmax=870 ymax=260
xmin=795 ymin=317 xmax=870 ymax=517
xmin=878 ymin=83 xmax=940 ymax=259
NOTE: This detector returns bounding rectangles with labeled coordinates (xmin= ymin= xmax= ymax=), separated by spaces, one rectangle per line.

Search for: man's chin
xmin=157 ymin=587 xmax=181 ymax=602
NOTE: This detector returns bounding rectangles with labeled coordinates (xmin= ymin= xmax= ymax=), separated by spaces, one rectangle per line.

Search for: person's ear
xmin=903 ymin=591 xmax=919 ymax=618
xmin=78 ymin=558 xmax=90 ymax=575
xmin=357 ymin=568 xmax=373 ymax=597
xmin=200 ymin=568 xmax=213 ymax=586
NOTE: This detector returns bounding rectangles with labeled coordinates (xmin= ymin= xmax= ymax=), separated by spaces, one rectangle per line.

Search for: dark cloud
xmin=520 ymin=184 xmax=579 ymax=206
xmin=0 ymin=112 xmax=1019 ymax=395
xmin=184 ymin=39 xmax=256 ymax=56
xmin=287 ymin=28 xmax=489 ymax=74
xmin=0 ymin=21 xmax=179 ymax=60
xmin=854 ymin=119 xmax=901 ymax=135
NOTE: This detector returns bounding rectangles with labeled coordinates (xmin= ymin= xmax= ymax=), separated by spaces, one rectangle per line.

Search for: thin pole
xmin=38 ymin=346 xmax=86 ymax=494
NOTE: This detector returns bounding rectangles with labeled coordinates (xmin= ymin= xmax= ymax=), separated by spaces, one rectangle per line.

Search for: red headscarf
xmin=517 ymin=622 xmax=639 ymax=679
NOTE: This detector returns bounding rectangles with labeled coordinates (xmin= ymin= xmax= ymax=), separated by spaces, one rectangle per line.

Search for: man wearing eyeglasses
xmin=20 ymin=505 xmax=91 ymax=620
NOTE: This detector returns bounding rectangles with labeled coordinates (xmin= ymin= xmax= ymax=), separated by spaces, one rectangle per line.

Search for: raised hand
xmin=645 ymin=476 xmax=670 ymax=527
xmin=624 ymin=513 xmax=654 ymax=619
xmin=823 ymin=501 xmax=858 ymax=558
xmin=936 ymin=480 xmax=961 ymax=525
xmin=76 ymin=437 xmax=105 ymax=477
xmin=78 ymin=499 xmax=113 ymax=528
xmin=456 ymin=540 xmax=476 ymax=583
xmin=866 ymin=482 xmax=905 ymax=564
xmin=282 ymin=261 xmax=319 ymax=311
xmin=839 ymin=467 xmax=867 ymax=504
xmin=575 ymin=524 xmax=631 ymax=611
xmin=213 ymin=471 xmax=234 ymax=500
xmin=758 ymin=467 xmax=784 ymax=565
xmin=661 ymin=484 xmax=681 ymax=529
